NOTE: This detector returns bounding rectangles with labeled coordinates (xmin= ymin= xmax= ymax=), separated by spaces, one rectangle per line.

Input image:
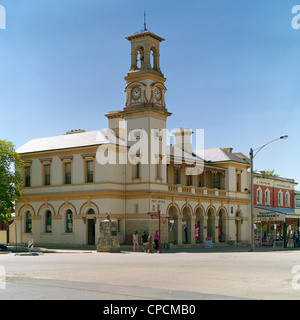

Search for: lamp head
xmin=280 ymin=135 xmax=288 ymax=140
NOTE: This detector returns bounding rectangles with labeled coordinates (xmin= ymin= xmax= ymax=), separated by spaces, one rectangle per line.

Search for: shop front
xmin=253 ymin=206 xmax=300 ymax=248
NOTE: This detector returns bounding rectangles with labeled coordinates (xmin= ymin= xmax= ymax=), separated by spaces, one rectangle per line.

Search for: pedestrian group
xmin=132 ymin=230 xmax=160 ymax=253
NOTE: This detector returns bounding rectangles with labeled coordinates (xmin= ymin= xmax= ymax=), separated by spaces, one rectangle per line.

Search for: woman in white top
xmin=133 ymin=230 xmax=139 ymax=252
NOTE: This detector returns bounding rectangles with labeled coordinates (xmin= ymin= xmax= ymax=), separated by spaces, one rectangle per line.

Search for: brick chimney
xmin=172 ymin=128 xmax=193 ymax=154
xmin=224 ymin=147 xmax=233 ymax=153
xmin=105 ymin=111 xmax=125 ymax=139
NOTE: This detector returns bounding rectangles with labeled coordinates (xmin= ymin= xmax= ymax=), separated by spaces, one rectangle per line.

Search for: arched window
xmin=150 ymin=47 xmax=158 ymax=70
xmin=45 ymin=210 xmax=52 ymax=233
xmin=257 ymin=188 xmax=262 ymax=204
xmin=25 ymin=211 xmax=32 ymax=233
xmin=285 ymin=192 xmax=290 ymax=207
xmin=265 ymin=189 xmax=270 ymax=206
xmin=87 ymin=208 xmax=95 ymax=215
xmin=66 ymin=209 xmax=73 ymax=233
xmin=136 ymin=47 xmax=144 ymax=69
xmin=278 ymin=191 xmax=283 ymax=206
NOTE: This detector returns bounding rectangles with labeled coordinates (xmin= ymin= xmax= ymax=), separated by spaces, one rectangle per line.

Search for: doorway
xmin=87 ymin=219 xmax=95 ymax=245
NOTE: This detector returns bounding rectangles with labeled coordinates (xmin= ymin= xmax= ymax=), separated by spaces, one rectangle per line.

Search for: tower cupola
xmin=124 ymin=30 xmax=167 ymax=112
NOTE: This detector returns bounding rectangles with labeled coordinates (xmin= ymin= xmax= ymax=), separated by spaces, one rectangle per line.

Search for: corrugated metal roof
xmin=17 ymin=130 xmax=246 ymax=169
xmin=194 ymin=147 xmax=249 ymax=164
xmin=17 ymin=130 xmax=126 ymax=154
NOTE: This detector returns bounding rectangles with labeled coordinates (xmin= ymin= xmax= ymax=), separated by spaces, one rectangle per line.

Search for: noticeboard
xmin=287 ymin=239 xmax=294 ymax=248
xmin=205 ymin=237 xmax=213 ymax=248
xmin=254 ymin=235 xmax=261 ymax=247
xmin=195 ymin=226 xmax=199 ymax=239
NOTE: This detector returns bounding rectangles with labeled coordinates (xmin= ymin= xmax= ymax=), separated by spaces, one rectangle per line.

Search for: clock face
xmin=132 ymin=87 xmax=141 ymax=100
xmin=155 ymin=87 xmax=162 ymax=101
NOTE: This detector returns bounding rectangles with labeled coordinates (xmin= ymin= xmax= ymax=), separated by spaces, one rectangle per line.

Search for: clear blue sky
xmin=0 ymin=0 xmax=299 ymax=185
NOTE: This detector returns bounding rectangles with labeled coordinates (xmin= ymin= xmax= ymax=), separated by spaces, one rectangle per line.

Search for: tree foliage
xmin=0 ymin=140 xmax=24 ymax=225
xmin=254 ymin=169 xmax=280 ymax=177
xmin=263 ymin=169 xmax=280 ymax=177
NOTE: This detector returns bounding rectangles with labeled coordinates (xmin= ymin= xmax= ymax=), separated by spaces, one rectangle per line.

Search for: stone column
xmin=174 ymin=216 xmax=182 ymax=245
xmin=202 ymin=217 xmax=208 ymax=243
xmin=188 ymin=216 xmax=196 ymax=244
xmin=214 ymin=219 xmax=219 ymax=244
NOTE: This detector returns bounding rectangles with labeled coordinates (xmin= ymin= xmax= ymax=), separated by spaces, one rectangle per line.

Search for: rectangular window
xmin=236 ymin=174 xmax=241 ymax=192
xmin=156 ymin=159 xmax=162 ymax=179
xmin=44 ymin=164 xmax=51 ymax=186
xmin=134 ymin=162 xmax=140 ymax=179
xmin=134 ymin=204 xmax=139 ymax=214
xmin=87 ymin=160 xmax=94 ymax=183
xmin=187 ymin=175 xmax=193 ymax=186
xmin=215 ymin=174 xmax=221 ymax=189
xmin=198 ymin=174 xmax=203 ymax=187
xmin=65 ymin=162 xmax=72 ymax=184
xmin=25 ymin=166 xmax=31 ymax=187
xmin=175 ymin=168 xmax=181 ymax=185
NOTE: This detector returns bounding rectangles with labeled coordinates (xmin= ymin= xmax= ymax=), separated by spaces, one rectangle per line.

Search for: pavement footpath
xmin=3 ymin=243 xmax=300 ymax=255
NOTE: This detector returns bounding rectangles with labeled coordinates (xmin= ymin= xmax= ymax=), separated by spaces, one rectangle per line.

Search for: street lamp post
xmin=249 ymin=135 xmax=288 ymax=252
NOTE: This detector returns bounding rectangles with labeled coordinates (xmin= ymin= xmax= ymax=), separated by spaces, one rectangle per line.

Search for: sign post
xmin=14 ymin=217 xmax=17 ymax=251
xmin=147 ymin=211 xmax=170 ymax=254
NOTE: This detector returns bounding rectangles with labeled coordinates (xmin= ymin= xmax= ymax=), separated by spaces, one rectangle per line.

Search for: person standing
xmin=141 ymin=230 xmax=148 ymax=252
xmin=147 ymin=233 xmax=153 ymax=253
xmin=133 ymin=230 xmax=139 ymax=252
xmin=184 ymin=225 xmax=188 ymax=243
xmin=154 ymin=230 xmax=159 ymax=252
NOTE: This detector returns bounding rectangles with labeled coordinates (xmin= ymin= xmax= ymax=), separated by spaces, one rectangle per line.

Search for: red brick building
xmin=253 ymin=171 xmax=298 ymax=246
xmin=253 ymin=171 xmax=295 ymax=209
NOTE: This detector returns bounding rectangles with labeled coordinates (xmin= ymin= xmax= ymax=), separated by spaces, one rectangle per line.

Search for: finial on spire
xmin=144 ymin=11 xmax=147 ymax=31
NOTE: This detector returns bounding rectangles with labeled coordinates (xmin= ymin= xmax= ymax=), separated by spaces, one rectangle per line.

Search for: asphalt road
xmin=1 ymin=250 xmax=300 ymax=300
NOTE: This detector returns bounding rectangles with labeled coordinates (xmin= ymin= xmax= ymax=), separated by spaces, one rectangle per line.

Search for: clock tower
xmin=124 ymin=30 xmax=169 ymax=113
xmin=106 ymin=29 xmax=172 ymax=186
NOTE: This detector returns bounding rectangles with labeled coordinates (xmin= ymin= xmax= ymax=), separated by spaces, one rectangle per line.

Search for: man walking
xmin=141 ymin=231 xmax=148 ymax=252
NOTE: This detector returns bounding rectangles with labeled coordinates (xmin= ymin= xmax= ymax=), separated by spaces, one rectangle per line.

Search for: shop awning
xmin=255 ymin=206 xmax=294 ymax=215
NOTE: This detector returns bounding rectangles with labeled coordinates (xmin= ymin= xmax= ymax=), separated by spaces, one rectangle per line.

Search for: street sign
xmin=147 ymin=211 xmax=170 ymax=254
xmin=253 ymin=207 xmax=285 ymax=222
xmin=149 ymin=212 xmax=159 ymax=219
